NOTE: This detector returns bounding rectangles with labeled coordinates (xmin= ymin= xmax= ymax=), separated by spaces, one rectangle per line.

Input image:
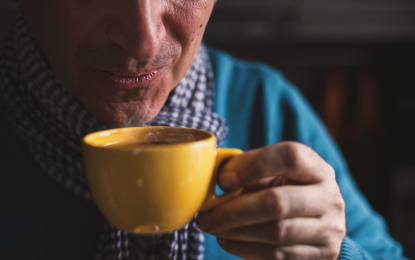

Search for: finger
xmin=216 ymin=218 xmax=328 ymax=246
xmin=197 ymin=184 xmax=326 ymax=233
xmin=219 ymin=142 xmax=334 ymax=191
xmin=216 ymin=239 xmax=334 ymax=260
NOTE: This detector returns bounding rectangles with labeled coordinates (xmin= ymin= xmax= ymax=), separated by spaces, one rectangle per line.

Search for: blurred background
xmin=1 ymin=0 xmax=415 ymax=258
xmin=210 ymin=1 xmax=415 ymax=258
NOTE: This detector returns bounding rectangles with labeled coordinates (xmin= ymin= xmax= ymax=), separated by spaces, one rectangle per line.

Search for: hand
xmin=196 ymin=142 xmax=346 ymax=260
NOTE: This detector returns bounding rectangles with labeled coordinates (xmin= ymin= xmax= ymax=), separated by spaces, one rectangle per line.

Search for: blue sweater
xmin=205 ymin=47 xmax=407 ymax=260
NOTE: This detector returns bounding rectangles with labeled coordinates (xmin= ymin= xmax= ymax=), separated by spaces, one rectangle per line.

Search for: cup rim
xmin=83 ymin=126 xmax=216 ymax=151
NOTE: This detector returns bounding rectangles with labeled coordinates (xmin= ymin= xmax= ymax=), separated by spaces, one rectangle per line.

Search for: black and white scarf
xmin=0 ymin=11 xmax=228 ymax=260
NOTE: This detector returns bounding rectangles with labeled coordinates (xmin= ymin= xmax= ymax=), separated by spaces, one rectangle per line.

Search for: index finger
xmin=218 ymin=142 xmax=333 ymax=191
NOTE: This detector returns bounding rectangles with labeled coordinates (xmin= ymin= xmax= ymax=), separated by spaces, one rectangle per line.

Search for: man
xmin=0 ymin=0 xmax=407 ymax=259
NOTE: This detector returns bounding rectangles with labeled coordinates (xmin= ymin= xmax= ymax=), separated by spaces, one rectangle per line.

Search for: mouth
xmin=97 ymin=67 xmax=166 ymax=89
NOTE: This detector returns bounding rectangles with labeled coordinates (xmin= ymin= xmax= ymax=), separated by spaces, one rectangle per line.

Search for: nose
xmin=107 ymin=0 xmax=166 ymax=61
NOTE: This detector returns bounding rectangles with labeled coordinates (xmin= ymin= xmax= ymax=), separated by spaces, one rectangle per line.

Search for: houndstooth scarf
xmin=0 ymin=11 xmax=228 ymax=260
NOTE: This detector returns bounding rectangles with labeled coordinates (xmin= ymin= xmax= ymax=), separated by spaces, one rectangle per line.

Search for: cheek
xmin=167 ymin=0 xmax=215 ymax=43
xmin=164 ymin=0 xmax=215 ymax=85
xmin=25 ymin=0 xmax=106 ymax=97
xmin=54 ymin=4 xmax=105 ymax=76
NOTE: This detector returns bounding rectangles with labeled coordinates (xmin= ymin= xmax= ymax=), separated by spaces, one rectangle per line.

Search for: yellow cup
xmin=83 ymin=126 xmax=242 ymax=234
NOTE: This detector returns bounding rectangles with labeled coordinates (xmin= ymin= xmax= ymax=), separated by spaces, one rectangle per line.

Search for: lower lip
xmin=98 ymin=68 xmax=164 ymax=89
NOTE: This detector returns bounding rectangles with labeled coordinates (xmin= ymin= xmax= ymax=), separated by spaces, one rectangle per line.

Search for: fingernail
xmin=219 ymin=170 xmax=238 ymax=190
xmin=196 ymin=214 xmax=210 ymax=230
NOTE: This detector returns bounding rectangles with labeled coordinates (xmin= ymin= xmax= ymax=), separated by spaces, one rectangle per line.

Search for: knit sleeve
xmin=339 ymin=236 xmax=406 ymax=260
xmin=340 ymin=236 xmax=379 ymax=259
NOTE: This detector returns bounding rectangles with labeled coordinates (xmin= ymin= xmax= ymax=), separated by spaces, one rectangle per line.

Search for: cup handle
xmin=199 ymin=148 xmax=243 ymax=212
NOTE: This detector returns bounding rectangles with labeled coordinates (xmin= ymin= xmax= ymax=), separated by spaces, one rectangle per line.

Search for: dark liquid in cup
xmin=136 ymin=140 xmax=183 ymax=145
xmin=105 ymin=140 xmax=184 ymax=149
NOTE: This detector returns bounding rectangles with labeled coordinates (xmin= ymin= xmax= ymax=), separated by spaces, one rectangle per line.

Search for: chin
xmin=77 ymin=73 xmax=175 ymax=128
xmin=88 ymin=101 xmax=161 ymax=128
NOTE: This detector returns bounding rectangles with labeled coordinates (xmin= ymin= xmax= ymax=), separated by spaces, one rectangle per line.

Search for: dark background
xmin=1 ymin=0 xmax=415 ymax=258
xmin=203 ymin=0 xmax=415 ymax=257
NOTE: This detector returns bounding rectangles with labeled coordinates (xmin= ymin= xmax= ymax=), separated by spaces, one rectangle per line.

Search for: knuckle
xmin=272 ymin=220 xmax=289 ymax=242
xmin=331 ymin=191 xmax=345 ymax=212
xmin=324 ymin=164 xmax=336 ymax=179
xmin=279 ymin=142 xmax=304 ymax=168
xmin=325 ymin=219 xmax=346 ymax=244
xmin=332 ymin=221 xmax=347 ymax=239
xmin=325 ymin=244 xmax=342 ymax=260
xmin=265 ymin=189 xmax=289 ymax=217
xmin=273 ymin=250 xmax=303 ymax=260
xmin=270 ymin=249 xmax=285 ymax=260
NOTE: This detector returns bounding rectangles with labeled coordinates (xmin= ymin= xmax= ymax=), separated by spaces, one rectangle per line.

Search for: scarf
xmin=0 ymin=11 xmax=228 ymax=260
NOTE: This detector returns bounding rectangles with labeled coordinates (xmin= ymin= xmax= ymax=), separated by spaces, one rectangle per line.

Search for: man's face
xmin=22 ymin=0 xmax=216 ymax=127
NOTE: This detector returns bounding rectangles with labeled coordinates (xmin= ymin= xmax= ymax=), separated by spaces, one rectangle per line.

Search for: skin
xmin=13 ymin=0 xmax=346 ymax=258
xmin=20 ymin=0 xmax=215 ymax=127
xmin=197 ymin=142 xmax=346 ymax=260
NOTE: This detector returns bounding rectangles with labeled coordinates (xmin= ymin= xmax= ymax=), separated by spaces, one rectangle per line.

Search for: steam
xmin=144 ymin=132 xmax=158 ymax=143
